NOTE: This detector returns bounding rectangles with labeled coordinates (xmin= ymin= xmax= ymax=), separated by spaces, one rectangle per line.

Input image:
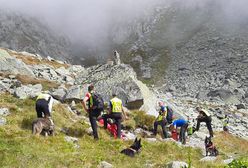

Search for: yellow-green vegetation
xmin=0 ymin=94 xmax=247 ymax=168
xmin=0 ymin=72 xmax=59 ymax=91
xmin=6 ymin=49 xmax=69 ymax=69
xmin=133 ymin=110 xmax=156 ymax=130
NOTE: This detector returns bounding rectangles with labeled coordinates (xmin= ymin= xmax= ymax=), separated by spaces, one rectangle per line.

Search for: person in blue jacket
xmin=170 ymin=119 xmax=188 ymax=144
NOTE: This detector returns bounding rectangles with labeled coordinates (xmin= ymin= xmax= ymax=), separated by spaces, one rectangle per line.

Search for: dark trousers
xmin=89 ymin=110 xmax=101 ymax=139
xmin=102 ymin=113 xmax=122 ymax=138
xmin=179 ymin=123 xmax=188 ymax=144
xmin=153 ymin=119 xmax=167 ymax=138
xmin=36 ymin=99 xmax=50 ymax=118
xmin=196 ymin=116 xmax=213 ymax=137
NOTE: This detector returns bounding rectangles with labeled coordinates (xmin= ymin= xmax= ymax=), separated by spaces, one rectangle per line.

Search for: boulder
xmin=64 ymin=85 xmax=85 ymax=102
xmin=207 ymin=89 xmax=240 ymax=105
xmin=235 ymin=104 xmax=245 ymax=110
xmin=0 ymin=108 xmax=10 ymax=116
xmin=122 ymin=131 xmax=136 ymax=141
xmin=14 ymin=84 xmax=42 ymax=99
xmin=64 ymin=136 xmax=78 ymax=143
xmin=97 ymin=161 xmax=113 ymax=168
xmin=223 ymin=158 xmax=234 ymax=165
xmin=165 ymin=161 xmax=188 ymax=168
xmin=51 ymin=87 xmax=67 ymax=101
xmin=55 ymin=66 xmax=70 ymax=76
xmin=0 ymin=81 xmax=8 ymax=93
xmin=200 ymin=156 xmax=217 ymax=162
xmin=145 ymin=138 xmax=157 ymax=143
xmin=0 ymin=49 xmax=34 ymax=77
xmin=0 ymin=117 xmax=6 ymax=126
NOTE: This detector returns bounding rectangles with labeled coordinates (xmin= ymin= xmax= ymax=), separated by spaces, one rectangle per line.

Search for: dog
xmin=205 ymin=136 xmax=218 ymax=156
xmin=121 ymin=138 xmax=142 ymax=157
xmin=32 ymin=118 xmax=55 ymax=136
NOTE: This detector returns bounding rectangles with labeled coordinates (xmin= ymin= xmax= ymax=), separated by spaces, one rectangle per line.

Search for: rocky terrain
xmin=0 ymin=47 xmax=247 ymax=140
xmin=0 ymin=47 xmax=247 ymax=167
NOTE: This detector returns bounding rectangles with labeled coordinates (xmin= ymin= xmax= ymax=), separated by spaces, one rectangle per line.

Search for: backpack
xmin=166 ymin=106 xmax=173 ymax=124
xmin=91 ymin=93 xmax=104 ymax=111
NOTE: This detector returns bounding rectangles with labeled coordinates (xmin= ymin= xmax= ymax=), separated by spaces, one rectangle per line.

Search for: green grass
xmin=0 ymin=94 xmax=247 ymax=167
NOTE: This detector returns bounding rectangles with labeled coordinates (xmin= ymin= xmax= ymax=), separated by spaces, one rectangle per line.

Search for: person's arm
xmin=108 ymin=101 xmax=112 ymax=114
xmin=82 ymin=95 xmax=89 ymax=113
xmin=48 ymin=96 xmax=54 ymax=113
xmin=122 ymin=106 xmax=128 ymax=120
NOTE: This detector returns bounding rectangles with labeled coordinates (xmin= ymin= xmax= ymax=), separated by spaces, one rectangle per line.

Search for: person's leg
xmin=113 ymin=113 xmax=122 ymax=138
xmin=153 ymin=121 xmax=159 ymax=135
xmin=43 ymin=102 xmax=51 ymax=118
xmin=102 ymin=114 xmax=110 ymax=129
xmin=161 ymin=119 xmax=168 ymax=139
xmin=89 ymin=113 xmax=99 ymax=139
xmin=206 ymin=117 xmax=213 ymax=137
xmin=196 ymin=116 xmax=206 ymax=131
xmin=196 ymin=118 xmax=202 ymax=131
xmin=35 ymin=100 xmax=43 ymax=118
xmin=181 ymin=123 xmax=188 ymax=144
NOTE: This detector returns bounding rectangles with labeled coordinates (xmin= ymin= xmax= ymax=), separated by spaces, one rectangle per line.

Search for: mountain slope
xmin=0 ymin=10 xmax=71 ymax=61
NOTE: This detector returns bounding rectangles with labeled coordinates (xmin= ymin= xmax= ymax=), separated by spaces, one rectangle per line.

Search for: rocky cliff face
xmin=0 ymin=48 xmax=157 ymax=115
xmin=0 ymin=10 xmax=71 ymax=61
xmin=108 ymin=1 xmax=248 ymax=107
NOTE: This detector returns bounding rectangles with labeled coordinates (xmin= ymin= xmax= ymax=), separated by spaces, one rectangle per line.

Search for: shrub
xmin=227 ymin=158 xmax=248 ymax=168
xmin=133 ymin=110 xmax=156 ymax=130
xmin=122 ymin=118 xmax=136 ymax=130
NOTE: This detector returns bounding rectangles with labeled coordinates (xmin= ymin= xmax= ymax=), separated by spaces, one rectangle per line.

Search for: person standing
xmin=102 ymin=92 xmax=127 ymax=138
xmin=113 ymin=50 xmax=121 ymax=65
xmin=222 ymin=115 xmax=229 ymax=132
xmin=82 ymin=84 xmax=102 ymax=140
xmin=152 ymin=101 xmax=168 ymax=139
xmin=195 ymin=107 xmax=214 ymax=137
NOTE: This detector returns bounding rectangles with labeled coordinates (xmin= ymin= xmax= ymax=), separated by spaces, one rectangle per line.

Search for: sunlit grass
xmin=0 ymin=94 xmax=247 ymax=167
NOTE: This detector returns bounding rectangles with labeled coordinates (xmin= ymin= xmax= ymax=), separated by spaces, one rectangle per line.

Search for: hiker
xmin=82 ymin=84 xmax=103 ymax=140
xmin=152 ymin=101 xmax=168 ymax=138
xmin=35 ymin=92 xmax=54 ymax=124
xmin=170 ymin=119 xmax=188 ymax=144
xmin=113 ymin=50 xmax=121 ymax=65
xmin=165 ymin=104 xmax=174 ymax=124
xmin=102 ymin=92 xmax=128 ymax=138
xmin=195 ymin=107 xmax=214 ymax=137
xmin=222 ymin=115 xmax=229 ymax=132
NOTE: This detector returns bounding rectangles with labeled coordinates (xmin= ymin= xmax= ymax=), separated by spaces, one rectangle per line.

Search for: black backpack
xmin=166 ymin=106 xmax=173 ymax=124
xmin=91 ymin=93 xmax=104 ymax=111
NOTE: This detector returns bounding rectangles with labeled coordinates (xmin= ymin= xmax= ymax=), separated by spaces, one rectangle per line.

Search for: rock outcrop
xmin=0 ymin=48 xmax=34 ymax=77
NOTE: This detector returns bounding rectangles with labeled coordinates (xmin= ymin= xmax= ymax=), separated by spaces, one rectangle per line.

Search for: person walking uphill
xmin=195 ymin=107 xmax=214 ymax=137
xmin=102 ymin=92 xmax=128 ymax=138
xmin=152 ymin=101 xmax=168 ymax=139
xmin=82 ymin=84 xmax=103 ymax=140
xmin=36 ymin=92 xmax=54 ymax=124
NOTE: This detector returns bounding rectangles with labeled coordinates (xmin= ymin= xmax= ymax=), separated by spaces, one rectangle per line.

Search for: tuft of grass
xmin=132 ymin=110 xmax=156 ymax=131
xmin=16 ymin=74 xmax=59 ymax=90
xmin=7 ymin=49 xmax=69 ymax=69
xmin=214 ymin=132 xmax=248 ymax=157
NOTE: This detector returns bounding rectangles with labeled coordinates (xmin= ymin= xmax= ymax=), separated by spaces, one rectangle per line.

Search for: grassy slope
xmin=0 ymin=94 xmax=247 ymax=168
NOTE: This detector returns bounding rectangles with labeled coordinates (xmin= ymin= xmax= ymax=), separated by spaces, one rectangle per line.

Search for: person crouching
xmin=170 ymin=119 xmax=188 ymax=144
